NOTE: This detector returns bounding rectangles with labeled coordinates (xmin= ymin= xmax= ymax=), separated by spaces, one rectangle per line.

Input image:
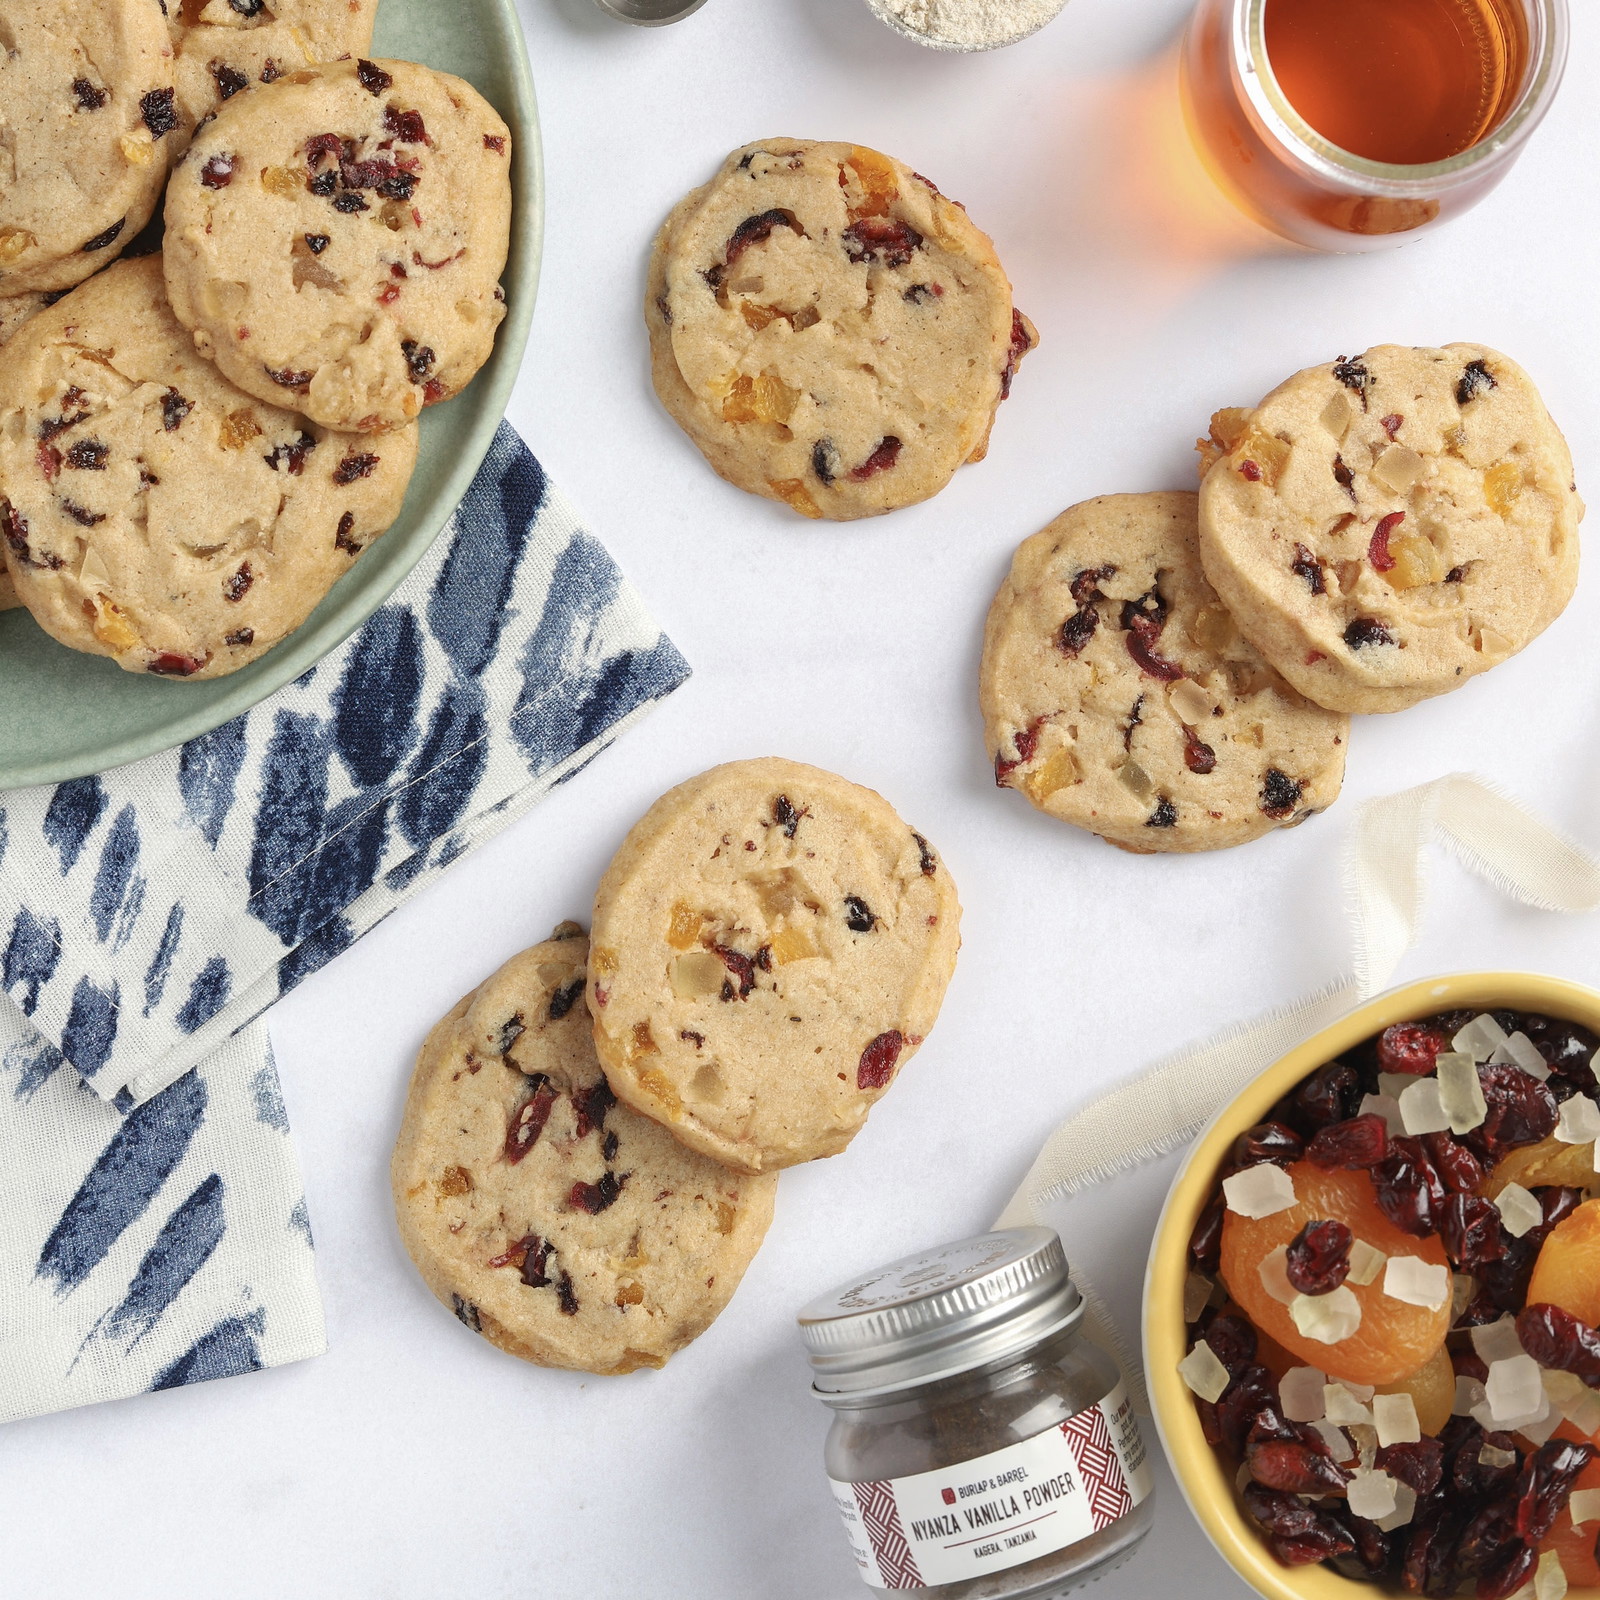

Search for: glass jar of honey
xmin=798 ymin=1229 xmax=1154 ymax=1598
xmin=1181 ymin=0 xmax=1569 ymax=251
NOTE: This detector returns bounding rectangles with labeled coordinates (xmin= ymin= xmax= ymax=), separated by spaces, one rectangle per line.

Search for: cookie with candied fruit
xmin=392 ymin=928 xmax=777 ymax=1376
xmin=646 ymin=140 xmax=1036 ymax=520
xmin=980 ymin=491 xmax=1349 ymax=853
xmin=1197 ymin=344 xmax=1582 ymax=714
xmin=589 ymin=759 xmax=961 ymax=1172
xmin=164 ymin=57 xmax=511 ymax=432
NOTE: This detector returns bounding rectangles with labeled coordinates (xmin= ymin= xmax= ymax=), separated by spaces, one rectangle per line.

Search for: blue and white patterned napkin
xmin=0 ymin=424 xmax=690 ymax=1423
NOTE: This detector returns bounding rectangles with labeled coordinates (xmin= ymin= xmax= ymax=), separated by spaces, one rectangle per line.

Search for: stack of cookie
xmin=646 ymin=138 xmax=1037 ymax=521
xmin=392 ymin=758 xmax=962 ymax=1374
xmin=0 ymin=1 xmax=513 ymax=680
xmin=981 ymin=343 xmax=1583 ymax=854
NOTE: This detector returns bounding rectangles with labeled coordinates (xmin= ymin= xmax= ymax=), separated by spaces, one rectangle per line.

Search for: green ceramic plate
xmin=0 ymin=0 xmax=542 ymax=792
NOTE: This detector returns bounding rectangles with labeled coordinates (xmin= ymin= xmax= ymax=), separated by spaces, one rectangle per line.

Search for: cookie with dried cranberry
xmin=589 ymin=759 xmax=961 ymax=1173
xmin=646 ymin=139 xmax=1036 ymax=521
xmin=0 ymin=0 xmax=178 ymax=296
xmin=163 ymin=56 xmax=511 ymax=433
xmin=166 ymin=0 xmax=380 ymax=152
xmin=1197 ymin=344 xmax=1583 ymax=715
xmin=392 ymin=926 xmax=778 ymax=1376
xmin=981 ymin=493 xmax=1349 ymax=853
xmin=0 ymin=291 xmax=51 ymax=350
xmin=0 ymin=257 xmax=417 ymax=679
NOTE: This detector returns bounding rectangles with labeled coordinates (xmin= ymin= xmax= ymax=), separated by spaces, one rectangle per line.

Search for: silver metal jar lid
xmin=796 ymin=1227 xmax=1084 ymax=1399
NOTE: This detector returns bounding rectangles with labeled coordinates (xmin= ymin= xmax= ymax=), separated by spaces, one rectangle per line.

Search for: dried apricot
xmin=1537 ymin=1423 xmax=1600 ymax=1588
xmin=1373 ymin=1343 xmax=1454 ymax=1436
xmin=1220 ymin=1160 xmax=1451 ymax=1384
xmin=1481 ymin=1133 xmax=1597 ymax=1200
xmin=1527 ymin=1199 xmax=1600 ymax=1325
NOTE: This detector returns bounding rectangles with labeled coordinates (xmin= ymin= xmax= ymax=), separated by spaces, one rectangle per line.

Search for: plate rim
xmin=0 ymin=0 xmax=544 ymax=793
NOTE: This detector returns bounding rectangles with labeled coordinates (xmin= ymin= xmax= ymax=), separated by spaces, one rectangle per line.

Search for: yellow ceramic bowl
xmin=1143 ymin=971 xmax=1600 ymax=1600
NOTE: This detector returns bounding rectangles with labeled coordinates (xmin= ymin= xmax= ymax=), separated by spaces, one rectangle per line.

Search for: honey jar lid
xmin=796 ymin=1227 xmax=1083 ymax=1398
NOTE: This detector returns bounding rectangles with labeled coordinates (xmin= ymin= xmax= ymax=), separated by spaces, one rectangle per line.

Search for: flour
xmin=874 ymin=0 xmax=1064 ymax=50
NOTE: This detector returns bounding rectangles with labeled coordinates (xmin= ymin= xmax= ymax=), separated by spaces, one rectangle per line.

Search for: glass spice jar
xmin=797 ymin=1229 xmax=1154 ymax=1598
xmin=1180 ymin=0 xmax=1569 ymax=252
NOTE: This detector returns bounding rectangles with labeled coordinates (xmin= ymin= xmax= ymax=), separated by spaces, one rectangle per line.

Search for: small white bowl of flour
xmin=866 ymin=0 xmax=1068 ymax=51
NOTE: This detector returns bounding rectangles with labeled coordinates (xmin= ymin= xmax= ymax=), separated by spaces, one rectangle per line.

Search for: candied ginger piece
xmin=1177 ymin=1341 xmax=1230 ymax=1403
xmin=1382 ymin=1256 xmax=1449 ymax=1310
xmin=1222 ymin=1164 xmax=1296 ymax=1218
xmin=1291 ymin=1285 xmax=1361 ymax=1344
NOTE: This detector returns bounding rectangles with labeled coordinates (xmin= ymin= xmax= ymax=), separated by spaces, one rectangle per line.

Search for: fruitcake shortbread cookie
xmin=0 ymin=257 xmax=417 ymax=679
xmin=589 ymin=759 xmax=961 ymax=1172
xmin=0 ymin=292 xmax=50 ymax=350
xmin=0 ymin=0 xmax=179 ymax=296
xmin=646 ymin=139 xmax=1036 ymax=521
xmin=980 ymin=492 xmax=1349 ymax=853
xmin=0 ymin=563 xmax=18 ymax=613
xmin=164 ymin=57 xmax=511 ymax=432
xmin=1197 ymin=344 xmax=1583 ymax=715
xmin=392 ymin=927 xmax=778 ymax=1375
xmin=167 ymin=0 xmax=380 ymax=151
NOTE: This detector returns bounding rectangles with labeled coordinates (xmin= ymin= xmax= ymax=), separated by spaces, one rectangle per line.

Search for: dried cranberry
xmin=1285 ymin=1218 xmax=1352 ymax=1294
xmin=1464 ymin=1065 xmax=1557 ymax=1160
xmin=1378 ymin=1021 xmax=1450 ymax=1075
xmin=999 ymin=308 xmax=1033 ymax=400
xmin=211 ymin=62 xmax=249 ymax=100
xmin=1284 ymin=1061 xmax=1360 ymax=1133
xmin=1204 ymin=1314 xmax=1258 ymax=1374
xmin=1260 ymin=767 xmax=1304 ymax=820
xmin=858 ymin=1030 xmax=904 ymax=1090
xmin=1058 ymin=605 xmax=1098 ymax=656
xmin=1377 ymin=1438 xmax=1444 ymax=1498
xmin=1242 ymin=1483 xmax=1355 ymax=1566
xmin=842 ymin=216 xmax=923 ymax=268
xmin=1290 ymin=542 xmax=1326 ymax=594
xmin=223 ymin=563 xmax=253 ymax=603
xmin=547 ymin=980 xmax=584 ymax=1022
xmin=1440 ymin=1192 xmax=1506 ymax=1270
xmin=555 ymin=1271 xmax=579 ymax=1315
xmin=266 ymin=366 xmax=313 ymax=392
xmin=1517 ymin=1303 xmax=1600 ymax=1386
xmin=333 ymin=452 xmax=379 ymax=486
xmin=1239 ymin=459 xmax=1262 ymax=482
xmin=1457 ymin=359 xmax=1496 ymax=405
xmin=1515 ymin=1438 xmax=1597 ymax=1544
xmin=1333 ymin=455 xmax=1356 ymax=498
xmin=1120 ymin=587 xmax=1184 ymax=681
xmin=61 ymin=501 xmax=104 ymax=528
xmin=911 ymin=832 xmax=937 ymax=877
xmin=356 ymin=59 xmax=394 ymax=95
xmin=334 ymin=512 xmax=360 ymax=554
xmin=1326 ymin=1506 xmax=1393 ymax=1581
xmin=1182 ymin=727 xmax=1217 ymax=775
xmin=1306 ymin=1112 xmax=1389 ymax=1169
xmin=843 ymin=895 xmax=877 ymax=933
xmin=1372 ymin=1141 xmax=1440 ymax=1237
xmin=264 ymin=432 xmax=317 ymax=476
xmin=1216 ymin=1364 xmax=1277 ymax=1455
xmin=521 ymin=1235 xmax=555 ymax=1287
xmin=505 ymin=1075 xmax=557 ymax=1163
xmin=849 ymin=437 xmax=902 ymax=481
xmin=384 ymin=105 xmax=430 ymax=144
xmin=401 ymin=339 xmax=436 ymax=383
xmin=572 ymin=1079 xmax=615 ymax=1139
xmin=147 ymin=652 xmax=207 ymax=676
xmin=569 ymin=1171 xmax=627 ymax=1215
xmin=1233 ymin=1122 xmax=1304 ymax=1169
xmin=1367 ymin=511 xmax=1404 ymax=572
xmin=1247 ymin=1431 xmax=1351 ymax=1494
xmin=140 ymin=87 xmax=180 ymax=139
xmin=1333 ymin=358 xmax=1372 ymax=405
xmin=200 ymin=153 xmax=236 ymax=188
xmin=225 ymin=628 xmax=254 ymax=648
xmin=1344 ymin=617 xmax=1395 ymax=650
xmin=1381 ymin=413 xmax=1405 ymax=439
xmin=706 ymin=209 xmax=804 ymax=288
xmin=1400 ymin=1508 xmax=1465 ymax=1598
xmin=773 ymin=793 xmax=805 ymax=837
xmin=1518 ymin=1014 xmax=1600 ymax=1090
xmin=1420 ymin=1130 xmax=1486 ymax=1193
xmin=1188 ymin=1190 xmax=1224 ymax=1274
xmin=162 ymin=389 xmax=193 ymax=432
xmin=305 ymin=131 xmax=344 ymax=167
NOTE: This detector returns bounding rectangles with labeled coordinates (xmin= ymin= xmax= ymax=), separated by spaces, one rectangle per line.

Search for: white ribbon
xmin=994 ymin=774 xmax=1600 ymax=1406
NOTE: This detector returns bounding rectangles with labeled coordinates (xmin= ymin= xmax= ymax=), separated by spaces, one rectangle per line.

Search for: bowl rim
xmin=1141 ymin=969 xmax=1600 ymax=1600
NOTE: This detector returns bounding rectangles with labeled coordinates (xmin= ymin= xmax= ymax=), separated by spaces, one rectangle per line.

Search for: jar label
xmin=828 ymin=1381 xmax=1152 ymax=1592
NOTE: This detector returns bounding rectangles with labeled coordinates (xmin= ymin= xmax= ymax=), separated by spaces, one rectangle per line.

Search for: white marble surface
xmin=6 ymin=0 xmax=1600 ymax=1594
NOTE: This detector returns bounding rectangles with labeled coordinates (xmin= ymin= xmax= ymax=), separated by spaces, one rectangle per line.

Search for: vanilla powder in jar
xmin=797 ymin=1229 xmax=1154 ymax=1597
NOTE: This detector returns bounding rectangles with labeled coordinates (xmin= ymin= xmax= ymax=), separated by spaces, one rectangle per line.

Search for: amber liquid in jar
xmin=1263 ymin=0 xmax=1527 ymax=163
